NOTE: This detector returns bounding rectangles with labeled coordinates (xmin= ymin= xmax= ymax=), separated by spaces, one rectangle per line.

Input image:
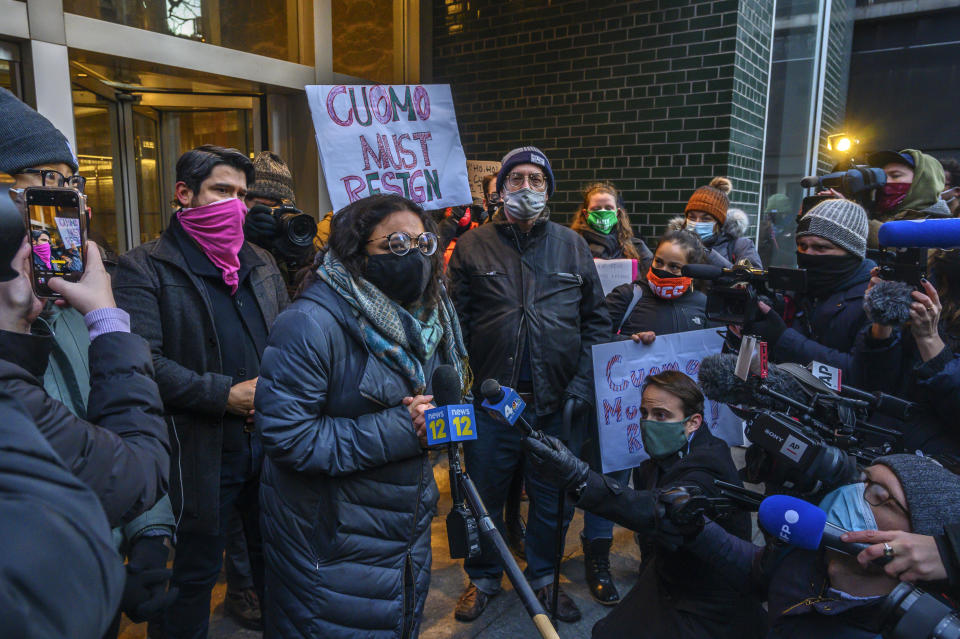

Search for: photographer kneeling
xmin=689 ymin=455 xmax=960 ymax=637
xmin=744 ymin=199 xmax=874 ymax=377
xmin=523 ymin=371 xmax=765 ymax=639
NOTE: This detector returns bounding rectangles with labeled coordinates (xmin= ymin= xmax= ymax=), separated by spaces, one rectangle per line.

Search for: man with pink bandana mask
xmin=113 ymin=145 xmax=288 ymax=639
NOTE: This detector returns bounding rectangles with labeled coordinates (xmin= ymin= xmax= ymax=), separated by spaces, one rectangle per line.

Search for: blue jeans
xmin=160 ymin=434 xmax=264 ymax=639
xmin=463 ymin=406 xmax=575 ymax=592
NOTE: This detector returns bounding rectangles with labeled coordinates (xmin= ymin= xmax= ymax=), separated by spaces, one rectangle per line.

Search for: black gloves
xmin=121 ymin=536 xmax=178 ymax=623
xmin=523 ymin=434 xmax=590 ymax=492
xmin=744 ymin=306 xmax=787 ymax=347
xmin=650 ymin=486 xmax=707 ymax=552
xmin=243 ymin=205 xmax=278 ymax=249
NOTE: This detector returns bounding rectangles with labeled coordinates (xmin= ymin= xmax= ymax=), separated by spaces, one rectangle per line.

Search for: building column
xmin=24 ymin=0 xmax=77 ymax=152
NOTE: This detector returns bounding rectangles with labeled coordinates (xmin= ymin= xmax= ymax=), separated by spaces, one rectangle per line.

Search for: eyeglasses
xmin=505 ymin=172 xmax=546 ymax=192
xmin=18 ymin=168 xmax=86 ymax=193
xmin=366 ymin=231 xmax=438 ymax=256
xmin=862 ymin=478 xmax=909 ymax=517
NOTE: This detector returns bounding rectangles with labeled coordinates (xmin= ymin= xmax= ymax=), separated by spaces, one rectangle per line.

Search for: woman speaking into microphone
xmin=254 ymin=194 xmax=469 ymax=638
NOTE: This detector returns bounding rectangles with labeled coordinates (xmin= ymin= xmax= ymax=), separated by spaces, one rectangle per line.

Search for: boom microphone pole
xmin=431 ymin=368 xmax=559 ymax=639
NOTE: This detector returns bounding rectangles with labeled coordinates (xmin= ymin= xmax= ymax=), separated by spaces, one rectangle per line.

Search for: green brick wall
xmin=433 ymin=0 xmax=774 ymax=242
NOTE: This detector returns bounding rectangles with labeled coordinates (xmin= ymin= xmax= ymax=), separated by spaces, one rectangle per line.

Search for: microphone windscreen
xmin=863 ymin=280 xmax=913 ymax=326
xmin=758 ymin=494 xmax=826 ymax=550
xmin=479 ymin=379 xmax=502 ymax=402
xmin=699 ymin=354 xmax=810 ymax=410
xmin=431 ymin=365 xmax=463 ymax=407
xmin=878 ymin=218 xmax=960 ymax=249
xmin=681 ymin=263 xmax=724 ymax=280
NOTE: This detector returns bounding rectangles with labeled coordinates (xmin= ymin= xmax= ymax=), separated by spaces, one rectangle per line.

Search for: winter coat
xmin=0 ymin=327 xmax=168 ymax=527
xmin=256 ymin=281 xmax=441 ymax=638
xmin=581 ymin=427 xmax=765 ymax=639
xmin=447 ymin=213 xmax=611 ymax=415
xmin=669 ymin=211 xmax=763 ymax=268
xmin=576 ymin=226 xmax=654 ymax=267
xmin=606 ymin=277 xmax=712 ymax=337
xmin=112 ymin=221 xmax=288 ymax=535
xmin=0 ymin=391 xmax=125 ymax=639
xmin=771 ymin=258 xmax=875 ymax=377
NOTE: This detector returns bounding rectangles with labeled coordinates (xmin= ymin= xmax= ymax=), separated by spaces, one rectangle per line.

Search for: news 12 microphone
xmin=425 ymin=366 xmax=477 ymax=446
xmin=758 ymin=494 xmax=891 ymax=565
xmin=479 ymin=379 xmax=538 ymax=438
xmin=878 ymin=218 xmax=960 ymax=249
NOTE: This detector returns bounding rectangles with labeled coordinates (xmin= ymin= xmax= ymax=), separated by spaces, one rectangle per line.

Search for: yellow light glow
xmin=835 ymin=137 xmax=852 ymax=152
xmin=827 ymin=133 xmax=859 ymax=156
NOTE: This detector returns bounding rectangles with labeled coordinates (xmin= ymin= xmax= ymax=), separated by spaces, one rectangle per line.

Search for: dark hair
xmin=643 ymin=370 xmax=705 ymax=417
xmin=481 ymin=174 xmax=498 ymax=196
xmin=570 ymin=181 xmax=641 ymax=260
xmin=942 ymin=158 xmax=960 ymax=189
xmin=655 ymin=228 xmax=705 ymax=266
xmin=31 ymin=229 xmax=49 ymax=241
xmin=175 ymin=144 xmax=255 ymax=195
xmin=317 ymin=194 xmax=445 ymax=305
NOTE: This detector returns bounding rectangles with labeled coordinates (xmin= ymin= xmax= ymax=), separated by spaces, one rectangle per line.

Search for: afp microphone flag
xmin=306 ymin=84 xmax=473 ymax=212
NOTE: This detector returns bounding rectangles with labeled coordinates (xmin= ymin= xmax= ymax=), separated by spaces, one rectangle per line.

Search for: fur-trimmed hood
xmin=667 ymin=208 xmax=750 ymax=239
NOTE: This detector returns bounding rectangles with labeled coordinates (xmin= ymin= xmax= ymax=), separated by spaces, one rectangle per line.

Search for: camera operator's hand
xmin=630 ymin=331 xmax=656 ymax=345
xmin=47 ymin=241 xmax=116 ymax=314
xmin=226 ymin=378 xmax=258 ymax=416
xmin=910 ymin=278 xmax=946 ymax=362
xmin=403 ymin=394 xmax=435 ymax=448
xmin=744 ymin=301 xmax=786 ymax=346
xmin=121 ymin=536 xmax=178 ymax=623
xmin=523 ymin=433 xmax=589 ymax=492
xmin=817 ymin=188 xmax=846 ymax=200
xmin=842 ymin=529 xmax=947 ymax=582
xmin=243 ymin=205 xmax=278 ymax=248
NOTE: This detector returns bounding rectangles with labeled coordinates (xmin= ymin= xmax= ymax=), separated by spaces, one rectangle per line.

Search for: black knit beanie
xmin=0 ymin=88 xmax=78 ymax=175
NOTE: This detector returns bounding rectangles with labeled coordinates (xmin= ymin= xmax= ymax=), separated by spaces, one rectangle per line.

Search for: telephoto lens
xmin=275 ymin=205 xmax=318 ymax=248
xmin=880 ymin=582 xmax=960 ymax=639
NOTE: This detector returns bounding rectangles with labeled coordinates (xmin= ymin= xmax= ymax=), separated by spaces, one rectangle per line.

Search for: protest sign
xmin=54 ymin=216 xmax=82 ymax=249
xmin=593 ymin=258 xmax=638 ymax=296
xmin=466 ymin=160 xmax=501 ymax=204
xmin=592 ymin=328 xmax=744 ymax=473
xmin=306 ymin=84 xmax=473 ymax=212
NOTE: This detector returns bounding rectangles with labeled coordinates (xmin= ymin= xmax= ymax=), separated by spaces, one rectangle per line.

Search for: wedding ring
xmin=883 ymin=542 xmax=895 ymax=558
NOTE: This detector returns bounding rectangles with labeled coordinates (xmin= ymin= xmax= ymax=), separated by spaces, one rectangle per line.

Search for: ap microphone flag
xmin=758 ymin=494 xmax=827 ymax=550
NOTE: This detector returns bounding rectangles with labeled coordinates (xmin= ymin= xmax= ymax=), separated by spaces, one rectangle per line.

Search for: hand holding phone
xmin=47 ymin=241 xmax=116 ymax=315
xmin=24 ymin=186 xmax=87 ymax=298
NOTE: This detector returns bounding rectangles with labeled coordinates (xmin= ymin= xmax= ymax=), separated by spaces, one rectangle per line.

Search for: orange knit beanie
xmin=684 ymin=177 xmax=731 ymax=225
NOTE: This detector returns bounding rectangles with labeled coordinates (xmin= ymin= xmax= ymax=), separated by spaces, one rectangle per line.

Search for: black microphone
xmin=698 ymin=354 xmax=810 ymax=410
xmin=681 ymin=263 xmax=725 ymax=280
xmin=432 ymin=365 xmax=463 ymax=408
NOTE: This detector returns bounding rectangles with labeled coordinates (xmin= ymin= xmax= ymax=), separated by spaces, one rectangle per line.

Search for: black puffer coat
xmin=255 ymin=281 xmax=441 ymax=638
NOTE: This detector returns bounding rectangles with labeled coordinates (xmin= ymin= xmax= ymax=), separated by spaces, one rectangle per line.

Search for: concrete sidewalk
xmin=119 ymin=459 xmax=642 ymax=639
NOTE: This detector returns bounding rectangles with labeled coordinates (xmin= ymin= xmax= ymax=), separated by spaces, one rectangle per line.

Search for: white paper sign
xmin=593 ymin=258 xmax=638 ymax=296
xmin=306 ymin=84 xmax=473 ymax=212
xmin=54 ymin=216 xmax=81 ymax=249
xmin=592 ymin=328 xmax=744 ymax=473
xmin=810 ymin=360 xmax=842 ymax=391
xmin=466 ymin=160 xmax=501 ymax=205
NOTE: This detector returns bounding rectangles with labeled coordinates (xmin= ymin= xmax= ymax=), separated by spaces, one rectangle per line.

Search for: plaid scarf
xmin=317 ymin=250 xmax=469 ymax=395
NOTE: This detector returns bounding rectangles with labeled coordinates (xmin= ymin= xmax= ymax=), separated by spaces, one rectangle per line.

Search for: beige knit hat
xmin=248 ymin=151 xmax=295 ymax=205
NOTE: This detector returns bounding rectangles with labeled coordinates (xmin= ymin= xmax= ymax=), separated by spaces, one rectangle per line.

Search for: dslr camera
xmin=246 ymin=203 xmax=318 ymax=266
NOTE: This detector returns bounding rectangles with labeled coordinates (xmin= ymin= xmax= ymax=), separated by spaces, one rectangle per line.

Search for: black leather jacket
xmin=448 ymin=214 xmax=610 ymax=415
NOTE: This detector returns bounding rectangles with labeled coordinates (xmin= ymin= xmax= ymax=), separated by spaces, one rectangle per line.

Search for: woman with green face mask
xmin=570 ymin=182 xmax=652 ymax=267
xmin=522 ymin=370 xmax=764 ymax=638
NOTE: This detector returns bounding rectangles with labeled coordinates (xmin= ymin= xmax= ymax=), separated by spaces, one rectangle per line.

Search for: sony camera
xmin=682 ymin=262 xmax=807 ymax=325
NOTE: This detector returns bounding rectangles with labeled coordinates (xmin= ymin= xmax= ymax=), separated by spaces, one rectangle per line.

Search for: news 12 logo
xmin=424 ymin=404 xmax=477 ymax=446
xmin=777 ymin=509 xmax=801 ymax=542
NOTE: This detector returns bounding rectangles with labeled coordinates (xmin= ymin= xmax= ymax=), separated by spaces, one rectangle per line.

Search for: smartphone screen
xmin=24 ymin=186 xmax=86 ymax=298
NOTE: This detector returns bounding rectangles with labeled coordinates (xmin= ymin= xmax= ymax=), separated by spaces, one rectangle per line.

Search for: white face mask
xmin=503 ymin=187 xmax=546 ymax=222
xmin=686 ymin=220 xmax=716 ymax=240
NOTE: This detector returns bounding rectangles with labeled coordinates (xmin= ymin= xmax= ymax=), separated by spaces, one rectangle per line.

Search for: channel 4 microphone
xmin=758 ymin=494 xmax=892 ymax=565
xmin=424 ymin=366 xmax=477 ymax=446
xmin=479 ymin=379 xmax=539 ymax=439
xmin=877 ymin=218 xmax=960 ymax=248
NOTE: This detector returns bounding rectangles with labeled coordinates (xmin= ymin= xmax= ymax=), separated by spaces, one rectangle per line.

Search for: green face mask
xmin=640 ymin=418 xmax=690 ymax=459
xmin=585 ymin=208 xmax=618 ymax=234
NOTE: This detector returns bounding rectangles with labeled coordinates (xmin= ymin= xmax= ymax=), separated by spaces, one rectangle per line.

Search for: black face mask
xmin=364 ymin=251 xmax=432 ymax=305
xmin=796 ymin=251 xmax=863 ymax=295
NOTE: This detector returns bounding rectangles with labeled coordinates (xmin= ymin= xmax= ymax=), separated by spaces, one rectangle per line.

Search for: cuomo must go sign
xmin=306 ymin=84 xmax=473 ymax=212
